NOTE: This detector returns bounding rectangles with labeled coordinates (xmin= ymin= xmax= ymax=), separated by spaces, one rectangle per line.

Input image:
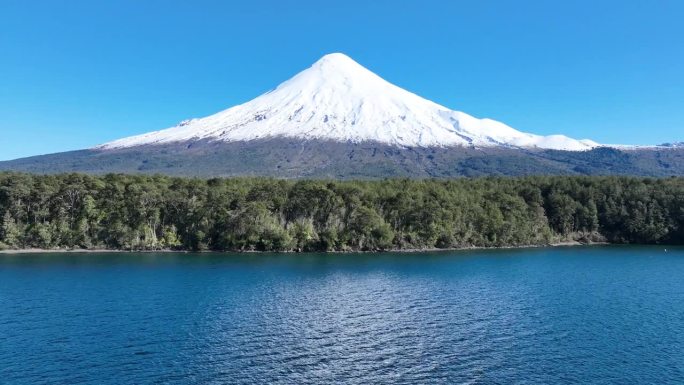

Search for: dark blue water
xmin=1 ymin=246 xmax=683 ymax=384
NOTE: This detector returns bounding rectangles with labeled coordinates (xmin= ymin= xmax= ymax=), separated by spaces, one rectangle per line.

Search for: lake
xmin=1 ymin=246 xmax=683 ymax=384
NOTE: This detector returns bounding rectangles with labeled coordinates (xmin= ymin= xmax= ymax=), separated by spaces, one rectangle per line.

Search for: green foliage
xmin=161 ymin=225 xmax=182 ymax=248
xmin=0 ymin=172 xmax=682 ymax=251
xmin=1 ymin=211 xmax=22 ymax=248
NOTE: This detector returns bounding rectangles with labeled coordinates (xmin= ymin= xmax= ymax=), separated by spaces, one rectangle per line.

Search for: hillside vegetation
xmin=1 ymin=173 xmax=682 ymax=251
xmin=2 ymin=141 xmax=684 ymax=178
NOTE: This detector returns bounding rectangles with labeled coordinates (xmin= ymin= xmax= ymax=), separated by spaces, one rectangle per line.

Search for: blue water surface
xmin=1 ymin=246 xmax=683 ymax=384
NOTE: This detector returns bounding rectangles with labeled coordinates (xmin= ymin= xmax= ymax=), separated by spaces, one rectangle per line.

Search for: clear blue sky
xmin=1 ymin=0 xmax=683 ymax=160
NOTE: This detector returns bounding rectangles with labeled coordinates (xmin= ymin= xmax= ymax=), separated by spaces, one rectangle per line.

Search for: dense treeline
xmin=0 ymin=173 xmax=682 ymax=251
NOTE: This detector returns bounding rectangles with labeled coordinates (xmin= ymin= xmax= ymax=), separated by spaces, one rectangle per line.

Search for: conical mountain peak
xmin=311 ymin=52 xmax=360 ymax=68
xmin=307 ymin=53 xmax=380 ymax=80
xmin=99 ymin=54 xmax=598 ymax=151
xmin=275 ymin=52 xmax=399 ymax=98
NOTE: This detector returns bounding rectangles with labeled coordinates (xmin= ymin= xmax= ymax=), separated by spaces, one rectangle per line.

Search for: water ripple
xmin=1 ymin=247 xmax=683 ymax=384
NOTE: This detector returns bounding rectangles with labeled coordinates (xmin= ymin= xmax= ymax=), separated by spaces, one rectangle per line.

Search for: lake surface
xmin=1 ymin=246 xmax=683 ymax=384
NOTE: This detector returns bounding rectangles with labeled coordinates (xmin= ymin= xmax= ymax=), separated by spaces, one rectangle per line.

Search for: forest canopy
xmin=0 ymin=173 xmax=682 ymax=251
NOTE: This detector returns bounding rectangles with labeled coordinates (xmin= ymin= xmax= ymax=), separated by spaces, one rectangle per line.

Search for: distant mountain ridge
xmin=1 ymin=53 xmax=682 ymax=178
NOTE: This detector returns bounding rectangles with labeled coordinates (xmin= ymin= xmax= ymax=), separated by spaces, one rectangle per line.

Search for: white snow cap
xmin=99 ymin=53 xmax=598 ymax=151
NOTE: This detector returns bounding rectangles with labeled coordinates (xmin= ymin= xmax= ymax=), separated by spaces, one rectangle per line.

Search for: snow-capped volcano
xmin=99 ymin=53 xmax=598 ymax=151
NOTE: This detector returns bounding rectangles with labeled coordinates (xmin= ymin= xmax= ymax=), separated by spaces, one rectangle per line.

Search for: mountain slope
xmin=2 ymin=139 xmax=683 ymax=178
xmin=2 ymin=53 xmax=683 ymax=178
xmin=99 ymin=53 xmax=597 ymax=151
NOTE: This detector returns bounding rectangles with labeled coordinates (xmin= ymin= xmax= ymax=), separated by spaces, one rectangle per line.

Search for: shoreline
xmin=0 ymin=241 xmax=613 ymax=255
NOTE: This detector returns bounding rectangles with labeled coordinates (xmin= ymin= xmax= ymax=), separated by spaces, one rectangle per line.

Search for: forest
xmin=0 ymin=172 xmax=682 ymax=251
